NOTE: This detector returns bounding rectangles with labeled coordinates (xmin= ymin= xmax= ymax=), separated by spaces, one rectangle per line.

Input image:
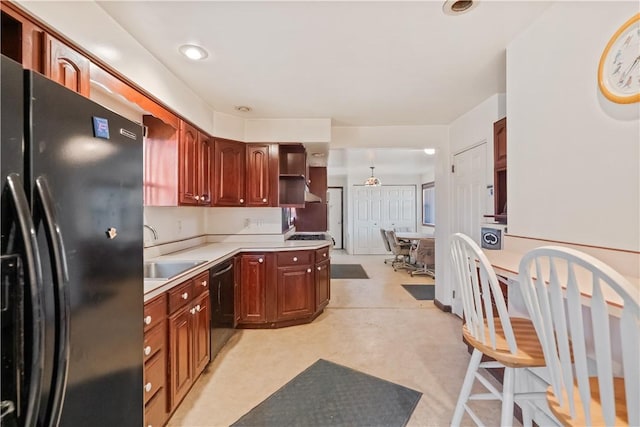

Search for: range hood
xmin=304 ymin=186 xmax=322 ymax=203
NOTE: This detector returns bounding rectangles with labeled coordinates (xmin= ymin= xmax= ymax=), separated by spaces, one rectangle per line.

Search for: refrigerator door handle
xmin=5 ymin=173 xmax=45 ymax=427
xmin=34 ymin=176 xmax=70 ymax=427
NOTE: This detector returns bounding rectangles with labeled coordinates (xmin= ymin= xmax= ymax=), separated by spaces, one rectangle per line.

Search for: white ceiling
xmin=97 ymin=1 xmax=551 ymax=127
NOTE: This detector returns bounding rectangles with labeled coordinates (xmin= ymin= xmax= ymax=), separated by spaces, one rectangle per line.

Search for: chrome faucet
xmin=143 ymin=224 xmax=158 ymax=240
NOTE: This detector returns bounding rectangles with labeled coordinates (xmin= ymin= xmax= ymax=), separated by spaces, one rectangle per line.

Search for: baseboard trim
xmin=434 ymin=298 xmax=451 ymax=312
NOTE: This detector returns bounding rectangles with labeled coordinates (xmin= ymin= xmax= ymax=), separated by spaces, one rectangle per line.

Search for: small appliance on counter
xmin=481 ymin=224 xmax=507 ymax=250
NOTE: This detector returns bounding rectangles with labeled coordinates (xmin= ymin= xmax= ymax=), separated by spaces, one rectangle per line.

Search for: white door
xmin=352 ymin=185 xmax=416 ymax=254
xmin=327 ymin=187 xmax=343 ymax=249
xmin=452 ymin=143 xmax=487 ymax=316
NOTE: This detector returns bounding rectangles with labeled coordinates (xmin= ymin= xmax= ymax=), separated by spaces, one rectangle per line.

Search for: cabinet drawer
xmin=192 ymin=271 xmax=210 ymax=298
xmin=168 ymin=280 xmax=194 ymax=314
xmin=144 ymin=351 xmax=166 ymax=405
xmin=315 ymin=246 xmax=330 ymax=262
xmin=144 ymin=384 xmax=167 ymax=427
xmin=144 ymin=294 xmax=166 ymax=332
xmin=143 ymin=321 xmax=166 ymax=363
xmin=277 ymin=250 xmax=313 ymax=267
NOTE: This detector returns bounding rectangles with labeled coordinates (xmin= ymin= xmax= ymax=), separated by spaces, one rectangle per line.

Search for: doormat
xmin=231 ymin=359 xmax=422 ymax=427
xmin=401 ymin=284 xmax=435 ymax=300
xmin=330 ymin=264 xmax=369 ymax=279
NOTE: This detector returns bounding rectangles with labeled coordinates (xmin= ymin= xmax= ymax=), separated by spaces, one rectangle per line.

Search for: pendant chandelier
xmin=364 ymin=166 xmax=381 ymax=187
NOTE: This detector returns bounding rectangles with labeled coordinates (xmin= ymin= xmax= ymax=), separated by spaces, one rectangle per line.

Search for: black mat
xmin=231 ymin=359 xmax=422 ymax=427
xmin=330 ymin=264 xmax=369 ymax=279
xmin=401 ymin=284 xmax=435 ymax=300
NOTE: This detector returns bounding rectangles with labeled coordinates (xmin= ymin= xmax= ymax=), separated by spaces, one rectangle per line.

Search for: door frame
xmin=328 ymin=186 xmax=344 ymax=249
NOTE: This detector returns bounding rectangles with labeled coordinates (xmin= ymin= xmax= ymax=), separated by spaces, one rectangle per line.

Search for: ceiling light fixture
xmin=364 ymin=166 xmax=382 ymax=187
xmin=424 ymin=148 xmax=436 ymax=155
xmin=234 ymin=105 xmax=252 ymax=113
xmin=442 ymin=0 xmax=478 ymax=15
xmin=179 ymin=44 xmax=208 ymax=61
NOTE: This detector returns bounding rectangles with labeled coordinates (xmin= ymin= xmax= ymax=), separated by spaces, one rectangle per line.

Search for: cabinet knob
xmin=144 ymin=315 xmax=152 ymax=325
xmin=239 ymin=198 xmax=244 ymax=203
xmin=317 ymin=266 xmax=321 ymax=271
xmin=258 ymin=258 xmax=264 ymax=263
xmin=181 ymin=292 xmax=189 ymax=300
xmin=194 ymin=195 xmax=200 ymax=201
xmin=307 ymin=268 xmax=312 ymax=273
xmin=190 ymin=308 xmax=196 ymax=315
xmin=201 ymin=280 xmax=207 ymax=287
xmin=195 ymin=304 xmax=201 ymax=312
xmin=145 ymin=382 xmax=152 ymax=393
xmin=262 ymin=198 xmax=267 ymax=203
xmin=202 ymin=194 xmax=208 ymax=201
xmin=144 ymin=346 xmax=151 ymax=356
xmin=293 ymin=257 xmax=298 ymax=262
xmin=323 ymin=253 xmax=327 ymax=257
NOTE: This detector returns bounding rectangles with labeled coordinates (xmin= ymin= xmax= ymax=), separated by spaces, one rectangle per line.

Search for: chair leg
xmin=451 ymin=348 xmax=483 ymax=427
xmin=501 ymin=367 xmax=515 ymax=427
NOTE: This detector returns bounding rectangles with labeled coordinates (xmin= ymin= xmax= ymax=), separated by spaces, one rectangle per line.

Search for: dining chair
xmin=450 ymin=233 xmax=546 ymax=427
xmin=379 ymin=228 xmax=396 ymax=265
xmin=518 ymin=246 xmax=639 ymax=426
xmin=386 ymin=230 xmax=413 ymax=271
xmin=409 ymin=238 xmax=435 ymax=277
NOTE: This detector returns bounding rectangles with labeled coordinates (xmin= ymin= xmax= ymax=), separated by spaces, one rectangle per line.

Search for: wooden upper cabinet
xmin=179 ymin=121 xmax=200 ymax=205
xmin=198 ymin=132 xmax=212 ymax=205
xmin=212 ymin=138 xmax=245 ymax=206
xmin=144 ymin=115 xmax=179 ymax=206
xmin=44 ymin=34 xmax=90 ymax=97
xmin=494 ymin=117 xmax=507 ymax=170
xmin=246 ymin=143 xmax=278 ymax=207
xmin=1 ymin=4 xmax=44 ymax=72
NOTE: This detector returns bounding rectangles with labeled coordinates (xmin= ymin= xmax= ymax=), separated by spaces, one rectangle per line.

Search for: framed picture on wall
xmin=422 ymin=182 xmax=435 ymax=226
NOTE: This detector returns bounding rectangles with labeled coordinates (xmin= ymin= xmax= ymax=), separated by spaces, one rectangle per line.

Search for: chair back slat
xmin=450 ymin=233 xmax=516 ymax=353
xmin=519 ymin=246 xmax=640 ymax=426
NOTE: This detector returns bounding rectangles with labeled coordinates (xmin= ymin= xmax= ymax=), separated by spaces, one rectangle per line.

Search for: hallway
xmin=168 ymin=251 xmax=503 ymax=426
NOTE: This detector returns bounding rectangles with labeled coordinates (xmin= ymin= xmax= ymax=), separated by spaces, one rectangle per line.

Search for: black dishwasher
xmin=210 ymin=259 xmax=235 ymax=360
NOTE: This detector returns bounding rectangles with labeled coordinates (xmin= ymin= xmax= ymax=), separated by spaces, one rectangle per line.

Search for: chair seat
xmin=547 ymin=377 xmax=628 ymax=427
xmin=462 ymin=317 xmax=546 ymax=368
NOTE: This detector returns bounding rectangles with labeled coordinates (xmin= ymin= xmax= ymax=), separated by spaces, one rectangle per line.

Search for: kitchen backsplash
xmin=144 ymin=206 xmax=283 ymax=247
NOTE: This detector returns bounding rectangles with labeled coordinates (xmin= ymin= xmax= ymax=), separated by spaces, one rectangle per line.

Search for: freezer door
xmin=27 ymin=71 xmax=144 ymax=427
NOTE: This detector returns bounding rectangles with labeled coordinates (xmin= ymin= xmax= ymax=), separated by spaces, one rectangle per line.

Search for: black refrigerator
xmin=1 ymin=55 xmax=143 ymax=427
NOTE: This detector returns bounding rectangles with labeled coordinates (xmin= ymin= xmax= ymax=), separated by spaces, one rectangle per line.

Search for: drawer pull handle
xmin=307 ymin=268 xmax=312 ymax=273
xmin=144 ymin=346 xmax=151 ymax=356
xmin=145 ymin=382 xmax=152 ymax=392
xmin=144 ymin=316 xmax=152 ymax=325
xmin=258 ymin=258 xmax=264 ymax=263
xmin=293 ymin=257 xmax=298 ymax=262
xmin=181 ymin=292 xmax=189 ymax=300
xmin=201 ymin=280 xmax=207 ymax=287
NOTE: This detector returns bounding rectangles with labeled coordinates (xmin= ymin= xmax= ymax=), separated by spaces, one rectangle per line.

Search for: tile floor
xmin=168 ymin=251 xmax=504 ymax=427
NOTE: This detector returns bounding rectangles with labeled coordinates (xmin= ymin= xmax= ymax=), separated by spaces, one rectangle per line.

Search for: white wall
xmin=204 ymin=208 xmax=282 ymax=235
xmin=143 ymin=207 xmax=205 ymax=246
xmin=245 ymin=119 xmax=331 ymax=142
xmin=507 ymin=2 xmax=640 ymax=251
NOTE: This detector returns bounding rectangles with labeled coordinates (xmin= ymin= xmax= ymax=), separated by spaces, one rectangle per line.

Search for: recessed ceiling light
xmin=234 ymin=106 xmax=252 ymax=113
xmin=442 ymin=0 xmax=478 ymax=15
xmin=179 ymin=44 xmax=208 ymax=61
xmin=424 ymin=148 xmax=436 ymax=155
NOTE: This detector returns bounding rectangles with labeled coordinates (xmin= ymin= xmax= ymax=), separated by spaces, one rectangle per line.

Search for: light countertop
xmin=144 ymin=240 xmax=331 ymax=301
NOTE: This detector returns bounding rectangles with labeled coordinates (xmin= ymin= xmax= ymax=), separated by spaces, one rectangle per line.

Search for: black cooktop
xmin=288 ymin=234 xmax=328 ymax=241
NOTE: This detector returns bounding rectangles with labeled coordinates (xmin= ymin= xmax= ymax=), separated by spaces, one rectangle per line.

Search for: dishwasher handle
xmin=211 ymin=263 xmax=233 ymax=278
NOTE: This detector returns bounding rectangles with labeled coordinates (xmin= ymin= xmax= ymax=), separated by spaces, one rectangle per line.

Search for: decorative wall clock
xmin=598 ymin=13 xmax=640 ymax=104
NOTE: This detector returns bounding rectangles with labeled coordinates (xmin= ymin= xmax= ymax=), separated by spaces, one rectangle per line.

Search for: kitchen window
xmin=422 ymin=182 xmax=435 ymax=226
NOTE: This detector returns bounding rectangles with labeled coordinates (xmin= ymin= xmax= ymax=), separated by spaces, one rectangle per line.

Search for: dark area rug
xmin=401 ymin=284 xmax=435 ymax=300
xmin=330 ymin=264 xmax=369 ymax=279
xmin=231 ymin=359 xmax=422 ymax=427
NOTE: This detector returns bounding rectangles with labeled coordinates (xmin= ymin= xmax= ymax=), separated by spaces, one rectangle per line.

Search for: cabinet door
xmin=493 ymin=118 xmax=507 ymax=170
xmin=198 ymin=132 xmax=212 ymax=205
xmin=246 ymin=144 xmax=277 ymax=207
xmin=1 ymin=4 xmax=45 ymax=72
xmin=179 ymin=121 xmax=199 ymax=205
xmin=315 ymin=259 xmax=330 ymax=312
xmin=168 ymin=305 xmax=194 ymax=410
xmin=44 ymin=34 xmax=90 ymax=97
xmin=143 ymin=115 xmax=179 ymax=206
xmin=239 ymin=254 xmax=267 ymax=323
xmin=276 ymin=265 xmax=314 ymax=321
xmin=213 ymin=139 xmax=245 ymax=206
xmin=193 ymin=292 xmax=211 ymax=376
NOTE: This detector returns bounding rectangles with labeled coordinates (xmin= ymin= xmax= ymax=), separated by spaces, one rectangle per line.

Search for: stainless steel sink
xmin=143 ymin=260 xmax=206 ymax=280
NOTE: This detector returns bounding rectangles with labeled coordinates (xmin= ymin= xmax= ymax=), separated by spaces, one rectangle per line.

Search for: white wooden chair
xmin=450 ymin=233 xmax=546 ymax=427
xmin=518 ymin=246 xmax=639 ymax=426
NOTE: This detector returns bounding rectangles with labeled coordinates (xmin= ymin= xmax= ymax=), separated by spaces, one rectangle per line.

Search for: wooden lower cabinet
xmin=143 ymin=295 xmax=168 ymax=427
xmin=236 ymin=245 xmax=331 ymax=328
xmin=168 ymin=289 xmax=211 ymax=412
